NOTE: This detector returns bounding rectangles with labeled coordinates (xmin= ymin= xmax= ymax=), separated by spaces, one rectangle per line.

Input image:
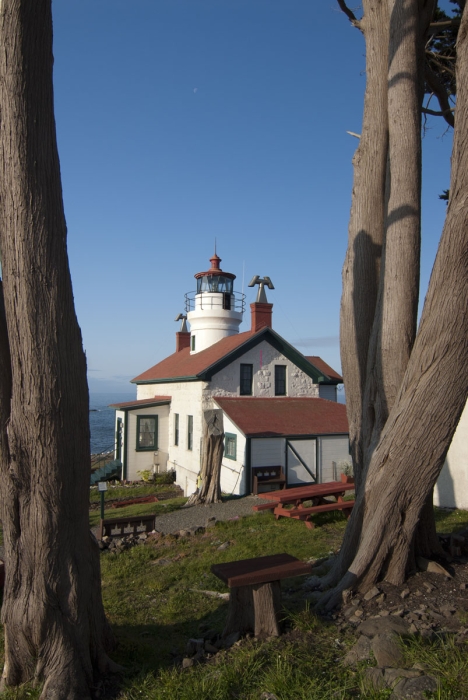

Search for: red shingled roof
xmin=132 ymin=330 xmax=258 ymax=382
xmin=110 ymin=396 xmax=172 ymax=409
xmin=305 ymin=356 xmax=343 ymax=382
xmin=214 ymin=397 xmax=348 ymax=437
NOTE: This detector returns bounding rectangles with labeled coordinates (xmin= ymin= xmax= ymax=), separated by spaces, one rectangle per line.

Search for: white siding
xmin=318 ymin=435 xmax=351 ymax=483
xmin=286 ymin=439 xmax=316 ymax=485
xmin=220 ymin=414 xmax=247 ymax=496
xmin=251 ymin=438 xmax=286 ymax=468
xmin=319 ymin=385 xmax=337 ymax=401
xmin=124 ymin=405 xmax=170 ymax=481
xmin=435 ymin=402 xmax=468 ymax=509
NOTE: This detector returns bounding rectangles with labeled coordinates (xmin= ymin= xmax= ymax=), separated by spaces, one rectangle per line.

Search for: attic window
xmin=240 ymin=364 xmax=253 ymax=396
xmin=275 ymin=365 xmax=286 ymax=396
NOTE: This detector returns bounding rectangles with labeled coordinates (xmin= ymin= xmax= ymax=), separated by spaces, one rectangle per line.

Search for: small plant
xmin=338 ymin=460 xmax=353 ymax=477
xmin=137 ymin=469 xmax=155 ymax=483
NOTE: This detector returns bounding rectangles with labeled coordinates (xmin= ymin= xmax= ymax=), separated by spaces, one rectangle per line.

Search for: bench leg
xmin=222 ymin=581 xmax=281 ymax=639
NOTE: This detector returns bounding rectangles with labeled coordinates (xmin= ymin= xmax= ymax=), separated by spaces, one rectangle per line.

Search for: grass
xmin=1 ymin=501 xmax=468 ymax=698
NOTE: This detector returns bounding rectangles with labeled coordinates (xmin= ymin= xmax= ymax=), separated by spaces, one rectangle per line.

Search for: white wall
xmin=220 ymin=414 xmax=247 ymax=496
xmin=205 ymin=340 xmax=319 ymax=403
xmin=434 ymin=402 xmax=468 ymax=509
xmin=318 ymin=435 xmax=351 ymax=482
xmin=319 ymin=385 xmax=337 ymax=401
xmin=136 ymin=381 xmax=204 ymax=495
xmin=121 ymin=405 xmax=170 ymax=481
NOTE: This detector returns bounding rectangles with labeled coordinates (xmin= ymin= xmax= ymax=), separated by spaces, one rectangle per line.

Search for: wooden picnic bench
xmin=252 ymin=465 xmax=286 ymax=495
xmin=211 ymin=553 xmax=312 ymax=638
xmin=253 ymin=481 xmax=355 ymax=529
xmin=98 ymin=514 xmax=156 ymax=540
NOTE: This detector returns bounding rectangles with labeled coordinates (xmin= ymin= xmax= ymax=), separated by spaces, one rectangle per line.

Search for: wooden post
xmin=222 ymin=582 xmax=282 ymax=638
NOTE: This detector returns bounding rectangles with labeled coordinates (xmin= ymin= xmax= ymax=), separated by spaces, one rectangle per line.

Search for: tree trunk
xmin=315 ymin=0 xmax=468 ymax=607
xmin=340 ymin=0 xmax=389 ymax=493
xmin=0 ymin=1 xmax=115 ymax=696
xmin=185 ymin=410 xmax=224 ymax=506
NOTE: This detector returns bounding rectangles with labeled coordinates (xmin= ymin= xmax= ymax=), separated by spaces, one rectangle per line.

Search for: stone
xmin=342 ymin=635 xmax=372 ymax=666
xmin=400 ymin=588 xmax=410 ymax=599
xmin=408 ymin=623 xmax=418 ymax=635
xmin=379 ymin=610 xmax=390 ymax=617
xmin=364 ymin=586 xmax=380 ymax=601
xmin=391 ymin=609 xmax=405 ymax=618
xmin=389 ymin=674 xmax=437 ymax=699
xmin=358 ymin=616 xmax=410 ymax=638
xmin=204 ymin=641 xmax=219 ymax=654
xmin=423 ymin=582 xmax=435 ymax=592
xmin=206 ymin=517 xmax=217 ymax=529
xmin=203 ymin=628 xmax=218 ymax=642
xmin=222 ymin=631 xmax=241 ymax=648
xmin=372 ymin=632 xmax=405 ymax=668
xmin=354 ymin=609 xmax=364 ymax=618
xmin=217 ymin=542 xmax=230 ymax=551
xmin=182 ymin=657 xmax=194 ymax=669
xmin=375 ymin=593 xmax=386 ymax=604
xmin=417 ymin=556 xmax=452 ymax=578
xmin=440 ymin=605 xmax=456 ymax=617
xmin=459 ymin=582 xmax=467 ymax=590
xmin=363 ymin=667 xmax=386 ymax=691
xmin=384 ymin=668 xmax=422 ymax=688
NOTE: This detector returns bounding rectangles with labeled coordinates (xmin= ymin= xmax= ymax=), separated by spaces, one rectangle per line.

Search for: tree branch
xmin=424 ymin=64 xmax=455 ymax=127
xmin=427 ymin=19 xmax=461 ymax=37
xmin=422 ymin=105 xmax=455 ymax=116
xmin=336 ymin=0 xmax=362 ymax=30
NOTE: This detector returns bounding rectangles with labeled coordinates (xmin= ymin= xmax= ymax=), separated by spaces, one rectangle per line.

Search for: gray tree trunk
xmin=185 ymin=410 xmax=224 ymax=506
xmin=0 ymin=1 xmax=115 ymax=696
xmin=316 ymin=0 xmax=468 ymax=605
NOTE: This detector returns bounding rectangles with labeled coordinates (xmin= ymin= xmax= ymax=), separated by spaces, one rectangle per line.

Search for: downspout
xmin=246 ymin=437 xmax=251 ymax=494
xmin=122 ymin=409 xmax=129 ymax=481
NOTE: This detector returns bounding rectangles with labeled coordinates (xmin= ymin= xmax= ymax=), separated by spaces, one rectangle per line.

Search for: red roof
xmin=110 ymin=396 xmax=172 ymax=410
xmin=131 ymin=327 xmax=343 ymax=385
xmin=132 ymin=330 xmax=257 ymax=382
xmin=214 ymin=397 xmax=349 ymax=437
xmin=305 ymin=356 xmax=343 ymax=382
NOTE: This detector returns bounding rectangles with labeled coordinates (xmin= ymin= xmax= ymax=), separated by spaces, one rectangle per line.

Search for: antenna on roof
xmin=248 ymin=275 xmax=275 ymax=303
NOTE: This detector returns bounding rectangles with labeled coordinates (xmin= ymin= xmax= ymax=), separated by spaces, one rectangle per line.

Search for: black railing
xmin=185 ymin=290 xmax=246 ymax=314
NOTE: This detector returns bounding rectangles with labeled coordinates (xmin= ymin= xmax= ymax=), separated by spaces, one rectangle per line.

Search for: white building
xmin=434 ymin=402 xmax=468 ymax=509
xmin=112 ymin=253 xmax=350 ymax=496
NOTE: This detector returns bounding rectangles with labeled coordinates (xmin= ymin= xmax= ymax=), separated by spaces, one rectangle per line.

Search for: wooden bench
xmin=279 ymin=500 xmax=355 ymax=530
xmin=252 ymin=466 xmax=286 ymax=495
xmin=211 ymin=553 xmax=312 ymax=638
xmin=98 ymin=514 xmax=156 ymax=540
xmin=252 ymin=502 xmax=277 ymax=512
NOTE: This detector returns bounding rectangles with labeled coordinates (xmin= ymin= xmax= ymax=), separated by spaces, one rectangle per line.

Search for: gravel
xmin=149 ymin=494 xmax=266 ymax=534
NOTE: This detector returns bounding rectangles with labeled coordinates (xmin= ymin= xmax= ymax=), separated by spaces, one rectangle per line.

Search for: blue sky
xmin=51 ymin=0 xmax=454 ymax=394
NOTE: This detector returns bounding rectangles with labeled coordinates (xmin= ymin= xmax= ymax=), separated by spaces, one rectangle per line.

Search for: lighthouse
xmin=185 ymin=253 xmax=245 ymax=353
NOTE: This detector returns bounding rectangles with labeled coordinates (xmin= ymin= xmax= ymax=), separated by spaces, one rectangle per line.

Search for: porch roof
xmin=109 ymin=396 xmax=172 ymax=410
xmin=214 ymin=397 xmax=348 ymax=438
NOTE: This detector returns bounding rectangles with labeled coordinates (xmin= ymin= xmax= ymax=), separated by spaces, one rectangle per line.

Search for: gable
xmin=131 ymin=326 xmax=337 ymax=386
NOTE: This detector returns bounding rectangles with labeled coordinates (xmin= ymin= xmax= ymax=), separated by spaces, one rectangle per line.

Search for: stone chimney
xmin=176 ymin=331 xmax=191 ymax=352
xmin=250 ymin=302 xmax=273 ymax=332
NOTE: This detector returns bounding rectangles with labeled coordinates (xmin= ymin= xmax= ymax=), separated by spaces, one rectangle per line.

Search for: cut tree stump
xmin=211 ymin=553 xmax=312 ymax=638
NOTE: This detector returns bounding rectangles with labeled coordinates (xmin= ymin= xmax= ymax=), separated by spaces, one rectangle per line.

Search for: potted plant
xmin=338 ymin=460 xmax=354 ymax=484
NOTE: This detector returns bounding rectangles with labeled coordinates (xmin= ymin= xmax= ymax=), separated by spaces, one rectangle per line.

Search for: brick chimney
xmin=176 ymin=331 xmax=191 ymax=352
xmin=250 ymin=302 xmax=273 ymax=332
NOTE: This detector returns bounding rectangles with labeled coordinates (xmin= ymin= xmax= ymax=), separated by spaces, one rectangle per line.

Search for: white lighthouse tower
xmin=185 ymin=252 xmax=245 ymax=353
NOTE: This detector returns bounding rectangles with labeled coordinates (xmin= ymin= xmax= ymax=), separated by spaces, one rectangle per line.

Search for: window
xmin=174 ymin=413 xmax=179 ymax=446
xmin=275 ymin=365 xmax=287 ymax=396
xmin=136 ymin=415 xmax=158 ymax=451
xmin=225 ymin=433 xmax=237 ymax=460
xmin=187 ymin=415 xmax=193 ymax=450
xmin=240 ymin=363 xmax=253 ymax=395
xmin=191 ymin=335 xmax=196 ymax=351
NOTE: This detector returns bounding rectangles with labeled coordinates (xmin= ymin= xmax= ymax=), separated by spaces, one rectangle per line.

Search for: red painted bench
xmin=279 ymin=500 xmax=355 ymax=529
xmin=211 ymin=553 xmax=312 ymax=638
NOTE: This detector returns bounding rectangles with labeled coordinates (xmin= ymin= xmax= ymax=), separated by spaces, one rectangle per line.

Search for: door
xmin=286 ymin=439 xmax=316 ymax=485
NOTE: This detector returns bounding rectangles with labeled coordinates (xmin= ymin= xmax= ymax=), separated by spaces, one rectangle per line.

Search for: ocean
xmin=89 ymin=392 xmax=134 ymax=455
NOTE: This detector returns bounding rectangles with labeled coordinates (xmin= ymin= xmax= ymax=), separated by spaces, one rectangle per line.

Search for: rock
xmin=423 ymin=582 xmax=435 ymax=592
xmin=389 ymin=674 xmax=437 ymax=699
xmin=204 ymin=641 xmax=219 ymax=654
xmin=217 ymin=542 xmax=230 ymax=551
xmin=460 ymin=582 xmax=468 ymax=590
xmin=342 ymin=635 xmax=372 ymax=666
xmin=179 ymin=529 xmax=191 ymax=537
xmin=354 ymin=609 xmax=364 ymax=618
xmin=260 ymin=693 xmax=279 ymax=700
xmin=364 ymin=586 xmax=380 ymax=601
xmin=206 ymin=517 xmax=217 ymax=528
xmin=417 ymin=556 xmax=452 ymax=578
xmin=364 ymin=667 xmax=386 ymax=690
xmin=182 ymin=657 xmax=194 ymax=669
xmin=138 ymin=532 xmax=148 ymax=540
xmin=384 ymin=668 xmax=422 ymax=688
xmin=358 ymin=616 xmax=410 ymax=638
xmin=391 ymin=609 xmax=405 ymax=617
xmin=400 ymin=588 xmax=410 ymax=599
xmin=379 ymin=610 xmax=390 ymax=617
xmin=375 ymin=593 xmax=386 ymax=604
xmin=185 ymin=638 xmax=204 ymax=656
xmin=221 ymin=631 xmax=240 ymax=648
xmin=440 ymin=605 xmax=456 ymax=617
xmin=372 ymin=632 xmax=405 ymax=668
xmin=408 ymin=623 xmax=418 ymax=635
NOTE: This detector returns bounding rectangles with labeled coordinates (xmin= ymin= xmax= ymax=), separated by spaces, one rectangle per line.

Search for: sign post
xmin=98 ymin=481 xmax=108 ymax=521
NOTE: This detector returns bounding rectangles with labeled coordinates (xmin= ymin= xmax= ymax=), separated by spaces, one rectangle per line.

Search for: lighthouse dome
xmin=186 ymin=253 xmax=245 ymax=353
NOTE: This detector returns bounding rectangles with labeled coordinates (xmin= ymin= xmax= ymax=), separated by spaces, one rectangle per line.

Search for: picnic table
xmin=253 ymin=480 xmax=355 ymax=529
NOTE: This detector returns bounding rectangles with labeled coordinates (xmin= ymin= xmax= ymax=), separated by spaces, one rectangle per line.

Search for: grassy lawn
xmin=1 ymin=499 xmax=468 ymax=698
